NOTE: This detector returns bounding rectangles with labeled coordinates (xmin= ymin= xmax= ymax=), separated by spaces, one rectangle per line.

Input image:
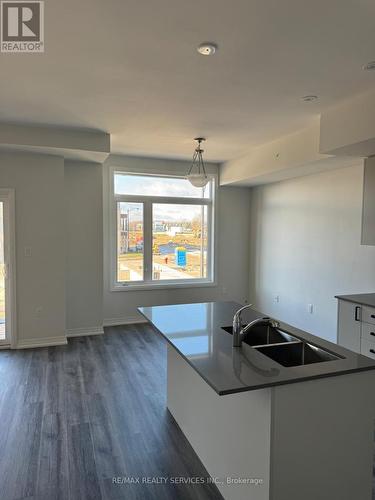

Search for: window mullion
xmin=143 ymin=200 xmax=153 ymax=282
xmin=114 ymin=194 xmax=211 ymax=206
xmin=207 ymin=203 xmax=213 ymax=280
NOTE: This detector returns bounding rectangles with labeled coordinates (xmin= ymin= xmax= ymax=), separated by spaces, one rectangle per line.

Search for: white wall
xmin=249 ymin=163 xmax=375 ymax=342
xmin=65 ymin=161 xmax=103 ymax=334
xmin=0 ymin=149 xmax=249 ymax=344
xmin=0 ymin=123 xmax=110 ymax=155
xmin=0 ymin=152 xmax=66 ymax=346
xmin=0 ymin=153 xmax=104 ymax=347
xmin=320 ymin=87 xmax=375 ymax=157
xmin=220 ymin=120 xmax=326 ymax=186
xmin=103 ymin=156 xmax=250 ymax=323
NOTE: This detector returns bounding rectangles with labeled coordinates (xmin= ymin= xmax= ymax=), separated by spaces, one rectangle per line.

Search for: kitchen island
xmin=139 ymin=302 xmax=375 ymax=500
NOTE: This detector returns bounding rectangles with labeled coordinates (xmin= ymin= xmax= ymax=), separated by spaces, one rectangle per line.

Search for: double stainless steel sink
xmin=222 ymin=323 xmax=340 ymax=367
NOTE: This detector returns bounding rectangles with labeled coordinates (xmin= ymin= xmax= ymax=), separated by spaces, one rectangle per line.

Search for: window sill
xmin=110 ymin=280 xmax=217 ymax=292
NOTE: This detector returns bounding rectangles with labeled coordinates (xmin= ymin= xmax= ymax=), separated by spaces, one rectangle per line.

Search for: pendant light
xmin=186 ymin=137 xmax=209 ymax=188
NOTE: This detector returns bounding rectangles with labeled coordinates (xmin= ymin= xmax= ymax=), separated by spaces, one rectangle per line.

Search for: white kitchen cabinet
xmin=361 ymin=322 xmax=375 ymax=343
xmin=361 ymin=305 xmax=375 ymax=326
xmin=337 ymin=295 xmax=375 ymax=356
xmin=360 ymin=339 xmax=375 ymax=360
xmin=337 ymin=299 xmax=361 ymax=352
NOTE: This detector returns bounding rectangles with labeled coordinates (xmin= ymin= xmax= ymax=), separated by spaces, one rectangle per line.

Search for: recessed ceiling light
xmin=197 ymin=43 xmax=217 ymax=56
xmin=362 ymin=61 xmax=375 ymax=71
xmin=301 ymin=95 xmax=318 ymax=102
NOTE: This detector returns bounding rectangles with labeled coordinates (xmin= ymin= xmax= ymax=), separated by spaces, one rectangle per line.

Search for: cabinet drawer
xmin=360 ymin=339 xmax=375 ymax=360
xmin=361 ymin=323 xmax=375 ymax=343
xmin=361 ymin=306 xmax=375 ymax=326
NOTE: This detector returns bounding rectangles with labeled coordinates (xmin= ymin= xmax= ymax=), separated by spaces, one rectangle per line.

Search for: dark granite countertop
xmin=335 ymin=293 xmax=375 ymax=308
xmin=138 ymin=301 xmax=375 ymax=395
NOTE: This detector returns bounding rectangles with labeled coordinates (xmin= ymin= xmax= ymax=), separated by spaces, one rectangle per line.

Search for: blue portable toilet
xmin=175 ymin=246 xmax=187 ymax=267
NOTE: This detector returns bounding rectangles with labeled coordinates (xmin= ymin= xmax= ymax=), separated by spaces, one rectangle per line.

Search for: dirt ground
xmin=118 ymin=230 xmax=207 ymax=281
xmin=118 ymin=251 xmax=207 ymax=281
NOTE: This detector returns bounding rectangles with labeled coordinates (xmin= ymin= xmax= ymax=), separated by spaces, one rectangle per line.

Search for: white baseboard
xmin=66 ymin=326 xmax=104 ymax=338
xmin=103 ymin=315 xmax=147 ymax=327
xmin=15 ymin=327 xmax=104 ymax=348
xmin=16 ymin=336 xmax=68 ymax=349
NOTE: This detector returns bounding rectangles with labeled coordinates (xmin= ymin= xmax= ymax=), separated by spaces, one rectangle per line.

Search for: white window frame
xmin=109 ymin=167 xmax=217 ymax=291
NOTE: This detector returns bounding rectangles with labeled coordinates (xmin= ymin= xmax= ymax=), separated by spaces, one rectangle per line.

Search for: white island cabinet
xmin=140 ymin=301 xmax=375 ymax=500
xmin=168 ymin=344 xmax=374 ymax=500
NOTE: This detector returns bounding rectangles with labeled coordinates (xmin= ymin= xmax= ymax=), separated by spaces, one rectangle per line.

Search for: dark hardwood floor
xmin=0 ymin=325 xmax=223 ymax=500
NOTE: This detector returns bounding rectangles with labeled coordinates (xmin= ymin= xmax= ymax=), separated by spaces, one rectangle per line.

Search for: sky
xmin=116 ymin=174 xmax=209 ymax=222
xmin=115 ymin=174 xmax=208 ymax=198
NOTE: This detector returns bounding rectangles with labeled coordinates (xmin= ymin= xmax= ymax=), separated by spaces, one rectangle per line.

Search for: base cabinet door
xmin=337 ymin=299 xmax=361 ymax=353
xmin=361 ymin=339 xmax=375 ymax=360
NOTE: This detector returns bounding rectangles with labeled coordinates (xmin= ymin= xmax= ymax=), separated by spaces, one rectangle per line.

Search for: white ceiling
xmin=0 ymin=0 xmax=375 ymax=161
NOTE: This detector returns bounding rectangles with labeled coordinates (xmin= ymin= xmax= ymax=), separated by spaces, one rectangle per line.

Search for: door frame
xmin=0 ymin=189 xmax=17 ymax=348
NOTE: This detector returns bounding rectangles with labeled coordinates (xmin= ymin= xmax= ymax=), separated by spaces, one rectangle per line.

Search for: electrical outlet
xmin=24 ymin=246 xmax=32 ymax=257
xmin=273 ymin=295 xmax=280 ymax=303
xmin=308 ymin=304 xmax=314 ymax=314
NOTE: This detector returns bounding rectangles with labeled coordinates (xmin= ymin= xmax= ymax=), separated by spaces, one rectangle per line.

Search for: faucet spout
xmin=232 ymin=305 xmax=279 ymax=347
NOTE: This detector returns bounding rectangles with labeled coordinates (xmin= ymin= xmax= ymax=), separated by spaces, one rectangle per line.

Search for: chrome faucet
xmin=232 ymin=304 xmax=279 ymax=347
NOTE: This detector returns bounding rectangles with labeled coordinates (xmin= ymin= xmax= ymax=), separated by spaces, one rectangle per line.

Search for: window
xmin=111 ymin=171 xmax=215 ymax=289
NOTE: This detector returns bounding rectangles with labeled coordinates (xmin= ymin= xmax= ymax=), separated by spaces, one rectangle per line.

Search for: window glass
xmin=117 ymin=202 xmax=144 ymax=282
xmin=152 ymin=203 xmax=208 ymax=281
xmin=112 ymin=172 xmax=214 ymax=287
xmin=114 ymin=174 xmax=210 ymax=199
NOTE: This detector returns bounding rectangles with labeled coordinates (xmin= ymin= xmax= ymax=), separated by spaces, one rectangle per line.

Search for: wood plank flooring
xmin=0 ymin=325 xmax=222 ymax=500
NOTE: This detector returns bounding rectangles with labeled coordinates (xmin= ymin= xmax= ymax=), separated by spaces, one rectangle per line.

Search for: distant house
xmin=118 ymin=211 xmax=143 ymax=253
xmin=168 ymin=226 xmax=184 ymax=237
xmin=153 ymin=222 xmax=166 ymax=232
xmin=118 ymin=211 xmax=129 ymax=253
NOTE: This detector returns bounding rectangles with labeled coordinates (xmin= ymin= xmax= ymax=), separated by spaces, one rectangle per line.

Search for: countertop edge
xmin=335 ymin=294 xmax=375 ymax=308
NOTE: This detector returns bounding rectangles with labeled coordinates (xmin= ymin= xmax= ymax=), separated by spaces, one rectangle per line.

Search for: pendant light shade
xmin=186 ymin=138 xmax=209 ymax=188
